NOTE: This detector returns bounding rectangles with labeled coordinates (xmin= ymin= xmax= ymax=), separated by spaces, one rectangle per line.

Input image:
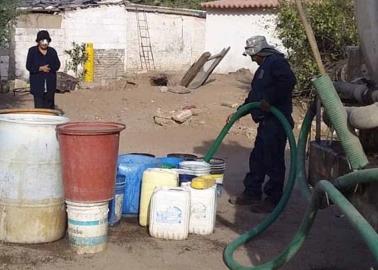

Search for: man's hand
xmin=260 ymin=99 xmax=271 ymax=112
xmin=39 ymin=65 xmax=50 ymax=73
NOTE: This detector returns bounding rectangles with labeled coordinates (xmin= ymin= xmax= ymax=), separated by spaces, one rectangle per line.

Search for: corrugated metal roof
xmin=201 ymin=0 xmax=279 ymax=9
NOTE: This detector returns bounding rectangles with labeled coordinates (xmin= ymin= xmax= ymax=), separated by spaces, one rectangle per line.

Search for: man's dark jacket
xmin=244 ymin=53 xmax=296 ymax=123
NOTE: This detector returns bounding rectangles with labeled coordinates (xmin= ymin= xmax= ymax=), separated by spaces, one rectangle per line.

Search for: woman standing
xmin=26 ymin=30 xmax=60 ymax=109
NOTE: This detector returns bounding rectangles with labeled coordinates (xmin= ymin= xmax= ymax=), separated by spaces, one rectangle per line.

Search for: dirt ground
xmin=0 ymin=72 xmax=375 ymax=270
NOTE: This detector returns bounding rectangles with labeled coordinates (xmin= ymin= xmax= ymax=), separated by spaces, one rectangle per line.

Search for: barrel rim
xmin=0 ymin=108 xmax=64 ymax=116
xmin=57 ymin=122 xmax=126 ymax=135
xmin=0 ymin=113 xmax=69 ymax=125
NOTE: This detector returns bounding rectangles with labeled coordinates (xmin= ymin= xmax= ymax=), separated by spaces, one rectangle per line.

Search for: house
xmin=201 ymin=0 xmax=282 ymax=73
xmin=6 ymin=1 xmax=206 ymax=82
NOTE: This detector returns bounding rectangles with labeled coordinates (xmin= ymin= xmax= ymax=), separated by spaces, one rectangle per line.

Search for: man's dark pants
xmin=33 ymin=91 xmax=55 ymax=109
xmin=243 ymin=116 xmax=288 ymax=205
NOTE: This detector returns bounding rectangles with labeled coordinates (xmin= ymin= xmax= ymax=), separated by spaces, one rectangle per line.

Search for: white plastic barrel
xmin=0 ymin=114 xmax=69 ymax=243
xmin=66 ymin=201 xmax=109 ymax=254
xmin=149 ymin=187 xmax=190 ymax=240
xmin=188 ymin=185 xmax=217 ymax=235
xmin=139 ymin=168 xmax=178 ymax=226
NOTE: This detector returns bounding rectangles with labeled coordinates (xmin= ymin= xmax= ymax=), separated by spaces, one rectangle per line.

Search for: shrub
xmin=276 ymin=0 xmax=358 ymax=97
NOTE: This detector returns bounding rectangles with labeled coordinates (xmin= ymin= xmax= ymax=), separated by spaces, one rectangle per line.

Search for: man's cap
xmin=36 ymin=30 xmax=51 ymax=43
xmin=243 ymin=35 xmax=275 ymax=56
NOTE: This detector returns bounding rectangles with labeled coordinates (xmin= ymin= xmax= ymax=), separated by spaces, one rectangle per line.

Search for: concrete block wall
xmin=95 ymin=49 xmax=125 ymax=81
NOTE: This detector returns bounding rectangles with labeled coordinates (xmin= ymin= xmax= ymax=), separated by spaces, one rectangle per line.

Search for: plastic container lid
xmin=191 ymin=175 xmax=216 ymax=189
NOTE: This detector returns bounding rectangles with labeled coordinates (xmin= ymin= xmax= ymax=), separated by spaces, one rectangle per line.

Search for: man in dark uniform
xmin=26 ymin=30 xmax=61 ymax=109
xmin=229 ymin=36 xmax=296 ymax=213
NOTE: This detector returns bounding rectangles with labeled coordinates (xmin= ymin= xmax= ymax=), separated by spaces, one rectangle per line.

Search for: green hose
xmin=204 ymin=101 xmax=378 ymax=269
xmin=312 ymin=75 xmax=368 ymax=170
xmin=203 ymin=102 xmax=298 ymax=270
xmin=234 ymin=177 xmax=378 ymax=270
xmin=296 ymin=102 xmax=316 ymax=201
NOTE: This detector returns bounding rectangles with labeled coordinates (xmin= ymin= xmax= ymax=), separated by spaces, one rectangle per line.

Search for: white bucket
xmin=66 ymin=201 xmax=109 ymax=254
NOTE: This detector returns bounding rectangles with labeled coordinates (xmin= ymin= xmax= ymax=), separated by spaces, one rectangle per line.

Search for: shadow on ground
xmin=0 ymin=92 xmax=32 ymax=109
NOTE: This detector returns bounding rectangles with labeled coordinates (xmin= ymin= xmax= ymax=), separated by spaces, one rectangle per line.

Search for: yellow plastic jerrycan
xmin=139 ymin=168 xmax=178 ymax=226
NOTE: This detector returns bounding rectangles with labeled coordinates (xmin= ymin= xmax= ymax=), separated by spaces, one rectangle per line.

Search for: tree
xmin=276 ymin=0 xmax=358 ymax=97
xmin=0 ymin=0 xmax=18 ymax=48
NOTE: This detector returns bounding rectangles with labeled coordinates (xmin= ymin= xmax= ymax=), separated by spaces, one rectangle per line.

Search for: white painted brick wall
xmin=127 ymin=10 xmax=205 ymax=72
xmin=205 ymin=10 xmax=283 ymax=74
xmin=14 ymin=27 xmax=65 ymax=79
xmin=14 ymin=5 xmax=206 ymax=79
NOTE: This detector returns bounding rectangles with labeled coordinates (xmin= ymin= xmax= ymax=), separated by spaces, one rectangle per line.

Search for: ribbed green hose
xmin=236 ymin=177 xmax=378 ymax=270
xmin=203 ymin=102 xmax=298 ymax=270
xmin=204 ymin=102 xmax=378 ymax=269
xmin=312 ymin=74 xmax=368 ymax=170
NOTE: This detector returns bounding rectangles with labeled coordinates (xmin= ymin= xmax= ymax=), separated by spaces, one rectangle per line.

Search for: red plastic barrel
xmin=57 ymin=122 xmax=126 ymax=202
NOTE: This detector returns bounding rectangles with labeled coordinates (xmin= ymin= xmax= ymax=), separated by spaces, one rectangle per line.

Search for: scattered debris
xmin=179 ymin=47 xmax=230 ymax=90
xmin=172 ymin=109 xmax=193 ymax=123
xmin=180 ymin=52 xmax=211 ymax=87
xmin=153 ymin=108 xmax=174 ymax=126
xmin=57 ymin=72 xmax=78 ymax=92
xmin=159 ymin=86 xmax=169 ymax=93
xmin=126 ymin=80 xmax=137 ymax=85
xmin=153 ymin=107 xmax=196 ymax=126
xmin=221 ymin=102 xmax=240 ymax=109
xmin=182 ymin=105 xmax=196 ymax=110
xmin=150 ymin=74 xmax=168 ymax=86
xmin=168 ymin=86 xmax=191 ymax=94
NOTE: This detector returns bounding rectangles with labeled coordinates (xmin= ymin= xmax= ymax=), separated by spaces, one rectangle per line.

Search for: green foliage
xmin=0 ymin=0 xmax=18 ymax=48
xmin=128 ymin=0 xmax=202 ymax=9
xmin=276 ymin=0 xmax=358 ymax=96
xmin=64 ymin=42 xmax=87 ymax=79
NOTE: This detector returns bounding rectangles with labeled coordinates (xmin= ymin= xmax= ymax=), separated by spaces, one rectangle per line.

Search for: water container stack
xmin=57 ymin=122 xmax=125 ymax=254
xmin=157 ymin=156 xmax=183 ymax=169
xmin=167 ymin=153 xmax=198 ymax=161
xmin=0 ymin=114 xmax=69 ymax=243
xmin=139 ymin=168 xmax=178 ymax=227
xmin=188 ymin=176 xmax=217 ymax=235
xmin=149 ymin=187 xmax=190 ymax=240
xmin=117 ymin=154 xmax=159 ymax=216
xmin=108 ymin=173 xmax=126 ymax=226
xmin=208 ymin=158 xmax=226 ymax=197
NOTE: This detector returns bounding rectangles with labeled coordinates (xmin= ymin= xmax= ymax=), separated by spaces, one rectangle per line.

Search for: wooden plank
xmin=188 ymin=47 xmax=230 ymax=89
xmin=180 ymin=52 xmax=211 ymax=87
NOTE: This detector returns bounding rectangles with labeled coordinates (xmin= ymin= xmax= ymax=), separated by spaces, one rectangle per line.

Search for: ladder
xmin=136 ymin=9 xmax=155 ymax=71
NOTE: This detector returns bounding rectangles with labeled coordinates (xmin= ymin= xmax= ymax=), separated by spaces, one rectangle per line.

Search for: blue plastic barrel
xmin=157 ymin=156 xmax=183 ymax=169
xmin=117 ymin=154 xmax=159 ymax=216
xmin=108 ymin=174 xmax=126 ymax=226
